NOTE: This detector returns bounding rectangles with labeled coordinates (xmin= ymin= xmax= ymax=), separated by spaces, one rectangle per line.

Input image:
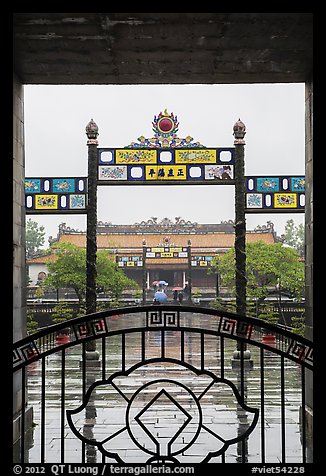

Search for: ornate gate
xmin=13 ymin=305 xmax=313 ymax=464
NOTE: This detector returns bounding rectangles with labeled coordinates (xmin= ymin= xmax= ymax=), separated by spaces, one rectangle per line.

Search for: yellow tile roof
xmin=27 ymin=230 xmax=275 ymax=263
xmin=58 ymin=232 xmax=275 ymax=249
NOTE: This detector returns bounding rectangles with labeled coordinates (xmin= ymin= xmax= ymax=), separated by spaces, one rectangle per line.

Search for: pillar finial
xmin=86 ymin=118 xmax=99 ymax=145
xmin=233 ymin=118 xmax=246 ymax=145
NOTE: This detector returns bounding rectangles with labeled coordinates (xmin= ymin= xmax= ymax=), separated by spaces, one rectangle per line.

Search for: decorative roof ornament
xmin=157 ymin=236 xmax=176 ymax=247
xmin=126 ymin=109 xmax=204 ymax=148
xmin=134 ymin=217 xmax=198 ymax=233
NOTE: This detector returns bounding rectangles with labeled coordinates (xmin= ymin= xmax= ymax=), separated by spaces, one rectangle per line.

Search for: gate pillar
xmin=233 ymin=119 xmax=247 ymax=317
xmin=85 ymin=119 xmax=99 ymax=358
xmin=232 ymin=119 xmax=253 ymax=368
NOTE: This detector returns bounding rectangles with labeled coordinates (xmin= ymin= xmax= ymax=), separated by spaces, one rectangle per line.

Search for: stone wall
xmin=305 ymin=79 xmax=313 ymax=344
xmin=13 ymin=74 xmax=33 ymax=442
xmin=304 ymin=79 xmax=313 ymax=445
xmin=13 ymin=74 xmax=26 ymax=345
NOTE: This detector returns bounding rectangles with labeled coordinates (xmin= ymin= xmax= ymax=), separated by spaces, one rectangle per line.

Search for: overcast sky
xmin=24 ymin=83 xmax=305 ymax=244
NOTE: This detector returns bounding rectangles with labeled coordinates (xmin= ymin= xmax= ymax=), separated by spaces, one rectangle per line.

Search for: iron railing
xmin=13 ymin=304 xmax=313 ymax=464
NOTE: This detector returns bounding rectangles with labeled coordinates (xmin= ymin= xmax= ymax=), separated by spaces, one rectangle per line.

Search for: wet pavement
xmin=21 ymin=312 xmax=309 ymax=464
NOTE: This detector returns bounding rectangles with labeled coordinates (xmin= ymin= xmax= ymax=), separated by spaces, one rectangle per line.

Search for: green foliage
xmin=210 ymin=297 xmax=236 ymax=313
xmin=44 ymin=242 xmax=86 ymax=302
xmin=26 ymin=311 xmax=38 ymax=333
xmin=96 ymin=299 xmax=121 ymax=311
xmin=291 ymin=315 xmax=305 ymax=336
xmin=34 ymin=286 xmax=45 ymax=299
xmin=282 ymin=219 xmax=304 ymax=255
xmin=212 ymin=241 xmax=304 ymax=301
xmin=192 ymin=289 xmax=202 ymax=298
xmin=26 ymin=219 xmax=46 ymax=258
xmin=256 ymin=302 xmax=279 ymax=325
xmin=51 ymin=302 xmax=75 ymax=324
xmin=43 ymin=242 xmax=139 ymax=305
xmin=97 ymin=251 xmax=138 ymax=300
xmin=246 ymin=300 xmax=259 ymax=318
xmin=133 ymin=289 xmax=142 ymax=299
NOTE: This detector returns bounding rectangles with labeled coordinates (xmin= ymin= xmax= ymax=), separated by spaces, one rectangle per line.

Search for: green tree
xmin=26 ymin=219 xmax=46 ymax=258
xmin=26 ymin=311 xmax=38 ymax=333
xmin=281 ymin=219 xmax=304 ymax=255
xmin=290 ymin=315 xmax=305 ymax=336
xmin=212 ymin=241 xmax=304 ymax=303
xmin=43 ymin=242 xmax=138 ymax=307
xmin=51 ymin=302 xmax=75 ymax=325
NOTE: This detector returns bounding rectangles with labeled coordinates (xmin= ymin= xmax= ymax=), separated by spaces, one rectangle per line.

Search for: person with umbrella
xmin=158 ymin=280 xmax=168 ymax=291
xmin=152 ymin=280 xmax=159 ymax=292
xmin=172 ymin=286 xmax=183 ymax=302
xmin=153 ymin=289 xmax=168 ymax=304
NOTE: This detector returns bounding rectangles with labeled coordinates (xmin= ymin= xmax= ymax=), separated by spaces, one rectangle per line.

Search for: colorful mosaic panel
xmin=69 ymin=194 xmax=86 ymax=209
xmin=245 ymin=176 xmax=305 ymax=213
xmin=204 ymin=164 xmax=233 ymax=180
xmin=98 ymin=165 xmax=127 ymax=181
xmin=191 ymin=256 xmax=213 ymax=267
xmin=115 ymin=149 xmax=157 ymax=164
xmin=145 ymin=165 xmax=187 ymax=181
xmin=25 ymin=170 xmax=305 ymax=215
xmin=256 ymin=177 xmax=280 ymax=192
xmin=25 ymin=178 xmax=41 ymax=193
xmin=175 ymin=149 xmax=217 ymax=163
xmin=274 ymin=193 xmax=297 ymax=209
xmin=145 ymin=247 xmax=188 ymax=259
xmin=25 ymin=177 xmax=87 ymax=213
xmin=53 ymin=178 xmax=76 ymax=193
xmin=97 ymin=148 xmax=235 ymax=184
xmin=291 ymin=177 xmax=305 ymax=191
xmin=246 ymin=193 xmax=263 ymax=209
xmin=117 ymin=256 xmax=143 ymax=267
xmin=35 ymin=194 xmax=58 ymax=210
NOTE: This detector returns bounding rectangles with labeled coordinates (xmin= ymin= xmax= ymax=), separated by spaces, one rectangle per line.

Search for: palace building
xmin=28 ymin=218 xmax=278 ymax=294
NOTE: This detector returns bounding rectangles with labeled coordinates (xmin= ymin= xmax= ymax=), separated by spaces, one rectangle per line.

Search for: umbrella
xmin=152 ymin=281 xmax=160 ymax=286
xmin=172 ymin=287 xmax=183 ymax=291
xmin=158 ymin=280 xmax=168 ymax=286
xmin=154 ymin=291 xmax=168 ymax=303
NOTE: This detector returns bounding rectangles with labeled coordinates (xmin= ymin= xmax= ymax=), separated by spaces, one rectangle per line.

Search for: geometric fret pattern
xmin=13 ymin=341 xmax=39 ymax=368
xmin=287 ymin=340 xmax=313 ymax=366
xmin=146 ymin=310 xmax=180 ymax=327
xmin=72 ymin=318 xmax=107 ymax=340
xmin=13 ymin=308 xmax=313 ymax=371
xmin=218 ymin=316 xmax=254 ymax=339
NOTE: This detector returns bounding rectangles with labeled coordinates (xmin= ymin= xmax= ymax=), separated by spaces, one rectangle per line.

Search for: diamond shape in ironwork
xmin=134 ymin=388 xmax=192 ymax=456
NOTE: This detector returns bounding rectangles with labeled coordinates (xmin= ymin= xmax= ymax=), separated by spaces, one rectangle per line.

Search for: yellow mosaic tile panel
xmin=35 ymin=194 xmax=58 ymax=209
xmin=274 ymin=193 xmax=298 ymax=208
xmin=145 ymin=165 xmax=187 ymax=180
xmin=115 ymin=149 xmax=157 ymax=164
xmin=175 ymin=149 xmax=217 ymax=164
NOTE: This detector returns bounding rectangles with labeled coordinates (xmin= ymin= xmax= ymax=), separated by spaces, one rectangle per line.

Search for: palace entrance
xmin=151 ymin=270 xmax=177 ymax=287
